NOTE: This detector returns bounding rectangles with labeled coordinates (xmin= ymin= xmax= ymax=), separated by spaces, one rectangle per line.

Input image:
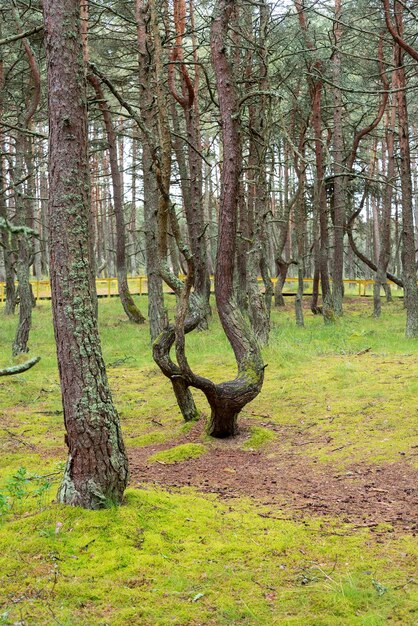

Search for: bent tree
xmin=154 ymin=0 xmax=265 ymax=438
xmin=43 ymin=0 xmax=128 ymax=508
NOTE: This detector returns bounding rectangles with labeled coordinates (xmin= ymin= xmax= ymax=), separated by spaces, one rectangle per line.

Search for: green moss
xmin=147 ymin=443 xmax=206 ymax=465
xmin=0 ymin=487 xmax=417 ymax=625
xmin=242 ymin=426 xmax=275 ymax=450
xmin=127 ymin=431 xmax=169 ymax=447
xmin=1 ymin=298 xmax=418 ymax=623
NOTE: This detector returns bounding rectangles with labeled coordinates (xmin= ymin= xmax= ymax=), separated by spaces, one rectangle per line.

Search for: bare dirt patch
xmin=128 ymin=418 xmax=418 ymax=532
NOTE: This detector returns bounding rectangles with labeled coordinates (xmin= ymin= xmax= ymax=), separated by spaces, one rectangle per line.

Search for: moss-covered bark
xmin=43 ymin=0 xmax=128 ymax=508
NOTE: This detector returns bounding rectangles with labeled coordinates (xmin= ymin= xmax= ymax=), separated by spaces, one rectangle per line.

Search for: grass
xmin=0 ymin=294 xmax=417 ymax=624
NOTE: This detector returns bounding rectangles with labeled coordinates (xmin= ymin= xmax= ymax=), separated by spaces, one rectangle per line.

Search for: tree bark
xmin=394 ymin=36 xmax=418 ymax=337
xmin=332 ymin=0 xmax=344 ymax=316
xmin=43 ymin=0 xmax=129 ymax=508
xmin=0 ymin=42 xmax=17 ymax=316
xmin=295 ymin=0 xmax=334 ymax=322
xmin=10 ymin=6 xmax=40 ymax=353
xmin=153 ymin=0 xmax=265 ymax=438
xmin=136 ymin=0 xmax=167 ymax=342
xmin=374 ymin=105 xmax=395 ymax=316
xmin=88 ymin=73 xmax=146 ymax=324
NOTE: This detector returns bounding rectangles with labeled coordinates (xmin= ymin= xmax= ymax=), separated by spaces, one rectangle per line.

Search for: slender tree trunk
xmin=168 ymin=0 xmax=210 ymax=318
xmin=43 ymin=0 xmax=128 ymax=508
xmin=295 ymin=0 xmax=333 ymax=321
xmin=88 ymin=74 xmax=145 ymax=324
xmin=0 ymin=51 xmax=16 ymax=314
xmin=395 ymin=39 xmax=418 ymax=337
xmin=10 ymin=6 xmax=40 ymax=352
xmin=332 ymin=0 xmax=344 ymax=316
xmin=153 ymin=0 xmax=264 ymax=438
xmin=374 ymin=106 xmax=395 ymax=316
xmin=12 ymin=134 xmax=34 ymax=355
xmin=136 ymin=0 xmax=167 ymax=342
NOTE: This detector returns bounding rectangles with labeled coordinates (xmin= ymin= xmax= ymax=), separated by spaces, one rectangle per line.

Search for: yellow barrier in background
xmin=0 ymin=276 xmax=407 ymax=303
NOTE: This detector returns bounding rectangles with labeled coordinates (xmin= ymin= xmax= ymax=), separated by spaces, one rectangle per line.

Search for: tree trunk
xmin=208 ymin=0 xmax=264 ymax=434
xmin=374 ymin=105 xmax=395 ymax=317
xmin=153 ymin=0 xmax=264 ymax=438
xmin=332 ymin=0 xmax=344 ymax=316
xmin=9 ymin=6 xmax=40 ymax=350
xmin=0 ymin=45 xmax=17 ymax=315
xmin=136 ymin=0 xmax=167 ymax=342
xmin=88 ymin=73 xmax=145 ymax=324
xmin=295 ymin=0 xmax=333 ymax=321
xmin=43 ymin=0 xmax=128 ymax=508
xmin=395 ymin=41 xmax=418 ymax=337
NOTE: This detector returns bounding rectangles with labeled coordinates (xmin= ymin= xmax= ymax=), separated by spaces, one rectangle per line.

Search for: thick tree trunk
xmin=208 ymin=0 xmax=264 ymax=434
xmin=43 ymin=0 xmax=128 ymax=509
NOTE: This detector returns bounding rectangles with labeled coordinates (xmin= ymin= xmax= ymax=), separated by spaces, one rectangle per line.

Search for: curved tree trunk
xmin=168 ymin=0 xmax=211 ymax=322
xmin=296 ymin=0 xmax=334 ymax=323
xmin=0 ymin=356 xmax=40 ymax=377
xmin=153 ymin=0 xmax=264 ymax=438
xmin=347 ymin=200 xmax=403 ymax=288
xmin=43 ymin=0 xmax=128 ymax=509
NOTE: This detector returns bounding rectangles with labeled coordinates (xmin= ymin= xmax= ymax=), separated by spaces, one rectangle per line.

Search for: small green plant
xmin=372 ymin=579 xmax=388 ymax=596
xmin=0 ymin=493 xmax=10 ymax=519
xmin=0 ymin=610 xmax=11 ymax=626
xmin=0 ymin=466 xmax=57 ymax=522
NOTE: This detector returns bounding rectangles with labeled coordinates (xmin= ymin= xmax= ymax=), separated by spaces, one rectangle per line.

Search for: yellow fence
xmin=0 ymin=276 xmax=406 ymax=303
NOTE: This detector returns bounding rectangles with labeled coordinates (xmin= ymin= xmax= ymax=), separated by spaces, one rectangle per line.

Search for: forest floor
xmin=0 ymin=295 xmax=417 ymax=625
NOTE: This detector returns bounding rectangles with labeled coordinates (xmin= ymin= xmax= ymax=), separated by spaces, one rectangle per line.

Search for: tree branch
xmin=0 ymin=356 xmax=40 ymax=377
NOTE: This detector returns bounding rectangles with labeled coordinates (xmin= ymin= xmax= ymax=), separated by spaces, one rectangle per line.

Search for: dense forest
xmin=0 ymin=1 xmax=417 ymax=624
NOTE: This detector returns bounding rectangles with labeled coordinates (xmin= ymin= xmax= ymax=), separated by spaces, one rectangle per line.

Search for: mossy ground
xmin=147 ymin=443 xmax=206 ymax=464
xmin=0 ymin=295 xmax=417 ymax=625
